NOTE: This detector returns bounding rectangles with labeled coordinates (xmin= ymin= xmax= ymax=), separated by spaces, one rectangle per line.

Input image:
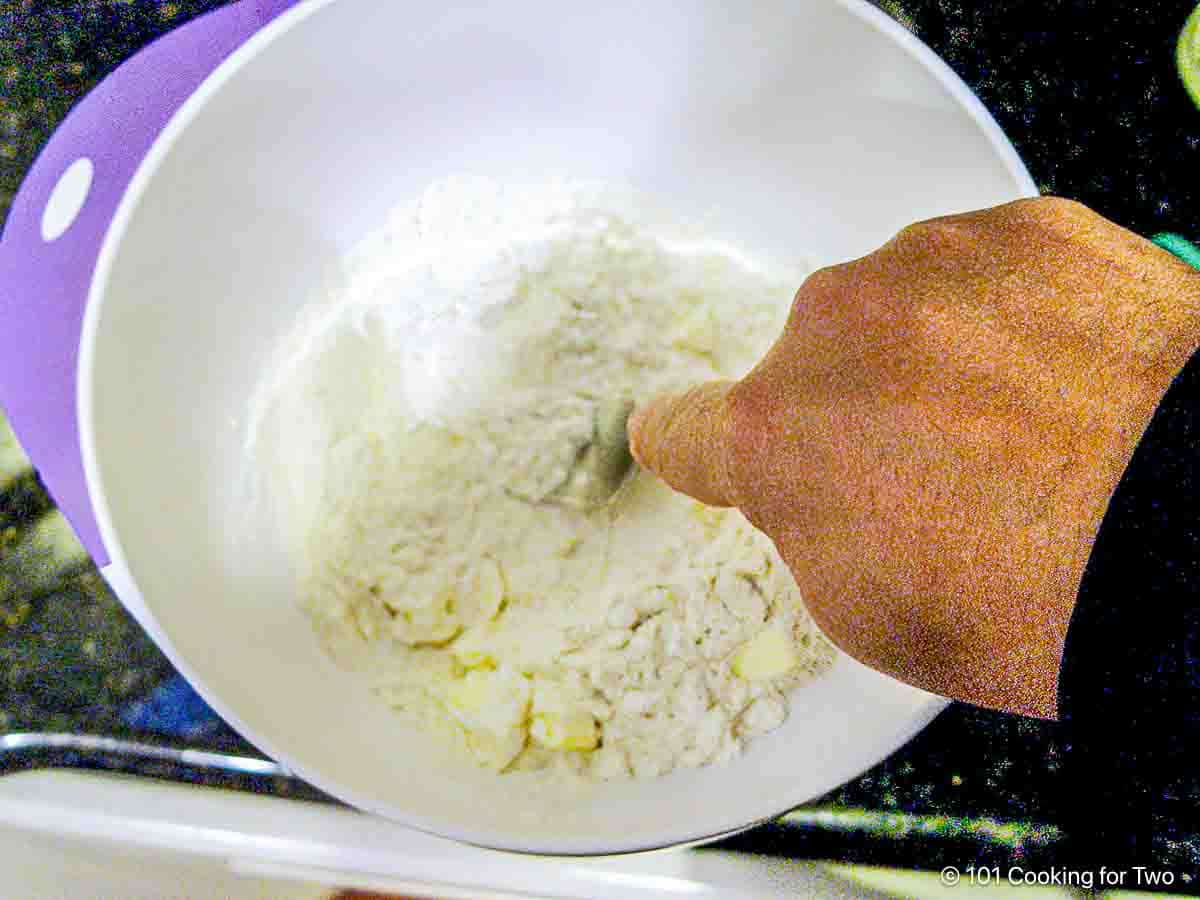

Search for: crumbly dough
xmin=264 ymin=188 xmax=835 ymax=779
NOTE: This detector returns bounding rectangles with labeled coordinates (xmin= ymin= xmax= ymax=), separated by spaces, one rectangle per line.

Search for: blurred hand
xmin=630 ymin=198 xmax=1200 ymax=718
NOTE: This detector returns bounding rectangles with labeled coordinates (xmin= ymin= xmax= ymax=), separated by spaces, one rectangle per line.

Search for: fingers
xmin=628 ymin=381 xmax=738 ymax=507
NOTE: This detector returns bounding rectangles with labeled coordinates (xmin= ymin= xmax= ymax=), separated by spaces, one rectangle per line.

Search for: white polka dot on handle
xmin=41 ymin=157 xmax=94 ymax=243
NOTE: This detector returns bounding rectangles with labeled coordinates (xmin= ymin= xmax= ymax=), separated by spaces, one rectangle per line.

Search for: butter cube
xmin=529 ymin=677 xmax=599 ymax=751
xmin=531 ymin=712 xmax=599 ymax=751
xmin=390 ymin=587 xmax=461 ymax=645
xmin=732 ymin=627 xmax=797 ymax=681
xmin=451 ymin=623 xmax=497 ymax=669
xmin=469 ymin=558 xmax=506 ymax=622
xmin=446 ymin=666 xmax=531 ymax=737
xmin=464 ymin=728 xmax=527 ymax=771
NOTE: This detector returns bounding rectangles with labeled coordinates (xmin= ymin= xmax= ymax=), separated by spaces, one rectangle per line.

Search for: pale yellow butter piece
xmin=732 ymin=627 xmax=797 ymax=681
xmin=531 ymin=712 xmax=598 ymax=751
xmin=529 ymin=677 xmax=598 ymax=751
xmin=451 ymin=623 xmax=497 ymax=669
xmin=463 ymin=728 xmax=526 ymax=771
xmin=468 ymin=557 xmax=506 ymax=622
xmin=446 ymin=666 xmax=530 ymax=736
xmin=445 ymin=665 xmax=532 ymax=771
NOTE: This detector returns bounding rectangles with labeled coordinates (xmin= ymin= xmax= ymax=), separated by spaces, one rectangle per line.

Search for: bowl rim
xmin=78 ymin=0 xmax=1034 ymax=855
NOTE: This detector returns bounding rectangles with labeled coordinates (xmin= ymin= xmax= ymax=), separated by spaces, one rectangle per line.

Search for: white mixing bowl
xmin=58 ymin=0 xmax=1034 ymax=854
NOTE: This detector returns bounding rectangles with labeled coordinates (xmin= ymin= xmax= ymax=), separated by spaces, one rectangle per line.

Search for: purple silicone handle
xmin=0 ymin=0 xmax=299 ymax=567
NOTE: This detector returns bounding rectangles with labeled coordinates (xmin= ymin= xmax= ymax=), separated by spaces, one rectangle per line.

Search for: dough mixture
xmin=254 ymin=180 xmax=835 ymax=778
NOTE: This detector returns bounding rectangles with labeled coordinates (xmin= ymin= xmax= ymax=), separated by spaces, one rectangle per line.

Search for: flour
xmin=253 ymin=179 xmax=835 ymax=778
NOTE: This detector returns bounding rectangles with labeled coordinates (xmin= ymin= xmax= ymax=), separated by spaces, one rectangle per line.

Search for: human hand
xmin=629 ymin=198 xmax=1200 ymax=718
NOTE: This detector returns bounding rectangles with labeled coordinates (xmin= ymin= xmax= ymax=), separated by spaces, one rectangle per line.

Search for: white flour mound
xmin=253 ymin=178 xmax=835 ymax=779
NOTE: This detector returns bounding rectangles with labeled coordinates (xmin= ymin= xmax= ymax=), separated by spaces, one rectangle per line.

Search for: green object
xmin=1152 ymin=232 xmax=1200 ymax=270
xmin=1181 ymin=2 xmax=1200 ymax=110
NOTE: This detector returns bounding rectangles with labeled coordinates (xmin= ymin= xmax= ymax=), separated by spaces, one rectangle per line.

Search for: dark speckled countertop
xmin=2 ymin=0 xmax=1199 ymax=884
